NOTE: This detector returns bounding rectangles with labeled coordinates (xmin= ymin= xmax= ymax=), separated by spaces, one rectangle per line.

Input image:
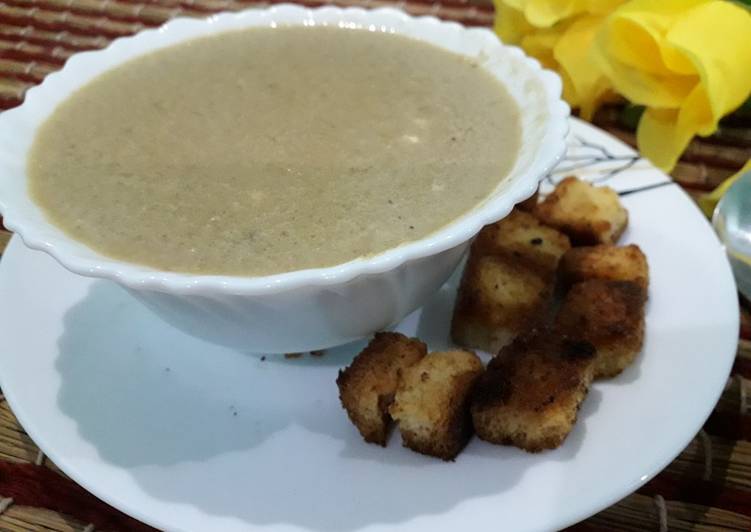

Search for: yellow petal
xmin=523 ymin=0 xmax=584 ymax=28
xmin=597 ymin=0 xmax=751 ymax=113
xmin=603 ymin=14 xmax=671 ymax=76
xmin=676 ymin=84 xmax=713 ymax=138
xmin=494 ymin=2 xmax=534 ymax=44
xmin=697 ymin=159 xmax=751 ymax=218
xmin=502 ymin=0 xmax=526 ymax=11
xmin=595 ymin=48 xmax=696 ymax=108
xmin=636 ymin=107 xmax=693 ymax=172
xmin=610 ymin=0 xmax=702 ymax=76
xmin=585 ymin=0 xmax=626 ymax=15
xmin=595 ymin=0 xmax=751 ymax=171
xmin=517 ymin=22 xmax=585 ymax=109
xmin=594 ymin=9 xmax=697 ymax=107
xmin=666 ymin=1 xmax=751 ymax=131
xmin=553 ymin=15 xmax=611 ymax=119
xmin=520 ymin=25 xmax=566 ymax=70
xmin=518 ymin=0 xmax=627 ymax=27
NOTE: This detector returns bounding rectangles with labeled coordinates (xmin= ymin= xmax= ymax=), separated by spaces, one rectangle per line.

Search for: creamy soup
xmin=28 ymin=26 xmax=521 ymax=276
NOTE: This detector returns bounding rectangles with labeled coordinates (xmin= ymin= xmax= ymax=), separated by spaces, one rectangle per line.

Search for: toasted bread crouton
xmin=535 ymin=177 xmax=628 ymax=245
xmin=451 ymin=210 xmax=566 ymax=353
xmin=471 ymin=330 xmax=596 ymax=452
xmin=517 ymin=190 xmax=539 ymax=212
xmin=556 ymin=280 xmax=646 ymax=378
xmin=337 ymin=332 xmax=427 ymax=445
xmin=559 ymin=244 xmax=649 ymax=290
xmin=452 ymin=254 xmax=553 ymax=353
xmin=473 ymin=209 xmax=571 ymax=275
xmin=389 ymin=350 xmax=484 ymax=460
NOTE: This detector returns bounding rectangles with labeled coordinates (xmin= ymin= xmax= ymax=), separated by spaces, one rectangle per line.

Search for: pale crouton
xmin=337 ymin=332 xmax=427 ymax=445
xmin=389 ymin=350 xmax=484 ymax=460
xmin=471 ymin=330 xmax=596 ymax=452
xmin=451 ymin=210 xmax=567 ymax=352
xmin=556 ymin=280 xmax=646 ymax=378
xmin=451 ymin=254 xmax=553 ymax=353
xmin=473 ymin=209 xmax=571 ymax=275
xmin=559 ymin=244 xmax=649 ymax=290
xmin=535 ymin=177 xmax=628 ymax=245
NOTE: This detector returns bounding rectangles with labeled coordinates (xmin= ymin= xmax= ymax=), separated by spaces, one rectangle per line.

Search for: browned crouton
xmin=517 ymin=190 xmax=539 ymax=212
xmin=473 ymin=209 xmax=571 ymax=275
xmin=389 ymin=350 xmax=484 ymax=460
xmin=559 ymin=244 xmax=649 ymax=290
xmin=556 ymin=280 xmax=646 ymax=378
xmin=471 ymin=330 xmax=596 ymax=452
xmin=337 ymin=332 xmax=427 ymax=445
xmin=535 ymin=177 xmax=628 ymax=245
xmin=451 ymin=254 xmax=553 ymax=354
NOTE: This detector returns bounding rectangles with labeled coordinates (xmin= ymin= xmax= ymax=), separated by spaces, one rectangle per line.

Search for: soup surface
xmin=28 ymin=26 xmax=521 ymax=276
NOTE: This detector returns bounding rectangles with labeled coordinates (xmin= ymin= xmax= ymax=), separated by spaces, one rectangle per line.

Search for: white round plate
xmin=0 ymin=119 xmax=739 ymax=532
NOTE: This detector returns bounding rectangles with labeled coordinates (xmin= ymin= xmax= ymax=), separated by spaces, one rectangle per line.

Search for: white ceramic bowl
xmin=0 ymin=5 xmax=568 ymax=353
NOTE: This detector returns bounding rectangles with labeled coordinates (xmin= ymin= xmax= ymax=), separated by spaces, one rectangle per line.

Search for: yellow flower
xmin=500 ymin=0 xmax=623 ymax=28
xmin=493 ymin=0 xmax=625 ymax=119
xmin=594 ymin=0 xmax=751 ymax=171
xmin=697 ymin=159 xmax=751 ymax=219
xmin=494 ymin=0 xmax=751 ymax=171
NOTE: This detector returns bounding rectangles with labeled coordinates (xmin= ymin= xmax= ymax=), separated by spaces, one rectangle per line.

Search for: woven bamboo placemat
xmin=0 ymin=1 xmax=750 ymax=530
